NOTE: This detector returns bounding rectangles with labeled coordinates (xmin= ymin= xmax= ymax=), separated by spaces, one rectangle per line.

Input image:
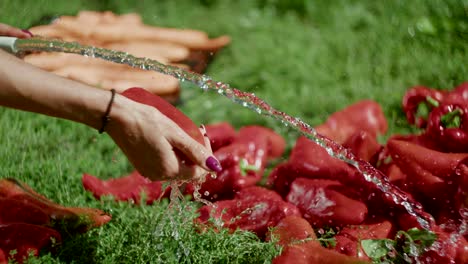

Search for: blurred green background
xmin=0 ymin=0 xmax=467 ymax=263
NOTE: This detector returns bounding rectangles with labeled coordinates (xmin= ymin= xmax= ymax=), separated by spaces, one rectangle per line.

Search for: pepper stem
xmin=239 ymin=159 xmax=259 ymax=176
xmin=415 ymin=96 xmax=439 ymax=122
xmin=441 ymin=108 xmax=462 ymax=128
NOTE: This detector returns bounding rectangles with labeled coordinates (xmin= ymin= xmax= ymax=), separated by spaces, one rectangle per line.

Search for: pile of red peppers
xmin=7 ymin=85 xmax=468 ymax=262
xmin=81 ymin=86 xmax=468 ymax=263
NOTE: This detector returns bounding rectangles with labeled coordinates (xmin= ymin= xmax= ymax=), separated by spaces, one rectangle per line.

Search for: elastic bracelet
xmin=98 ymin=89 xmax=116 ymax=134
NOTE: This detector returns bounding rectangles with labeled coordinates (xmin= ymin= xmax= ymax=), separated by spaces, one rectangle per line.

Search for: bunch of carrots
xmin=24 ymin=11 xmax=230 ymax=102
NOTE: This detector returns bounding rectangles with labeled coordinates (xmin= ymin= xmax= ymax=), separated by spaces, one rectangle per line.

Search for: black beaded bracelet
xmin=98 ymin=89 xmax=116 ymax=134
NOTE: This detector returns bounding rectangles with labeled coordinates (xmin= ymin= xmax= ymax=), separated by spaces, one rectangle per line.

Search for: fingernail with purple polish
xmin=206 ymin=156 xmax=222 ymax=172
xmin=21 ymin=29 xmax=33 ymax=37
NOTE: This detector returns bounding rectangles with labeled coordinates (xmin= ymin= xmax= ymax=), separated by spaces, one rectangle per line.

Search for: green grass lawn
xmin=0 ymin=0 xmax=467 ymax=263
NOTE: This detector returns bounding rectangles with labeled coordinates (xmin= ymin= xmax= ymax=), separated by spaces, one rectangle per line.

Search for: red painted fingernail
xmin=206 ymin=156 xmax=222 ymax=172
xmin=21 ymin=29 xmax=33 ymax=37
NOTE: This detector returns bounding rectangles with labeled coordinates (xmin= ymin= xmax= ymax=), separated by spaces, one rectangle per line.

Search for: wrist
xmin=98 ymin=89 xmax=116 ymax=134
xmin=104 ymin=92 xmax=145 ymax=136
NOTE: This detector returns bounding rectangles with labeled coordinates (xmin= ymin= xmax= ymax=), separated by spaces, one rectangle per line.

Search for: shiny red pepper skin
xmin=402 ymin=86 xmax=446 ymax=128
xmin=0 ymin=223 xmax=61 ymax=264
xmin=205 ymin=122 xmax=236 ymax=152
xmin=334 ymin=221 xmax=393 ymax=259
xmin=266 ymin=215 xmax=317 ymax=246
xmin=0 ymin=178 xmax=111 ymax=234
xmin=268 ymin=136 xmax=356 ymax=197
xmin=0 ymin=250 xmax=5 ymax=263
xmin=270 ymin=216 xmax=368 ymax=264
xmin=236 ymin=126 xmax=286 ymax=159
xmin=442 ymin=82 xmax=468 ymax=105
xmin=419 ymin=226 xmax=468 ymax=264
xmin=426 ymin=103 xmax=468 ymax=153
xmin=286 ymin=178 xmax=368 ymax=228
xmin=82 ymin=170 xmax=167 ymax=205
xmin=387 ymin=140 xmax=468 ymax=188
xmin=387 ymin=139 xmax=468 ymax=220
xmin=343 ymin=130 xmax=382 ymax=164
xmin=0 ymin=198 xmax=50 ymax=225
xmin=455 ymin=157 xmax=468 ymax=219
xmin=315 ymin=100 xmax=388 ymax=144
xmin=198 ymin=186 xmax=300 ymax=237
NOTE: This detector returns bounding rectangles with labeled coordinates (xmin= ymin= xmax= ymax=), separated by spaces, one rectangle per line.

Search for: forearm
xmin=0 ymin=50 xmax=127 ymax=130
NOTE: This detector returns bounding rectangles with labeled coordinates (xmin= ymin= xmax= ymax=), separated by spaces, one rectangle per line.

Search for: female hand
xmin=0 ymin=22 xmax=220 ymax=182
xmin=106 ymin=94 xmax=221 ymax=181
xmin=0 ymin=23 xmax=33 ymax=38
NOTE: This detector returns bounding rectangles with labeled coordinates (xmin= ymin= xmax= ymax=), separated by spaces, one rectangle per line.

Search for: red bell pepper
xmin=268 ymin=136 xmax=356 ymax=197
xmin=334 ymin=221 xmax=393 ymax=259
xmin=122 ymin=87 xmax=204 ymax=145
xmin=0 ymin=198 xmax=50 ymax=225
xmin=270 ymin=216 xmax=368 ymax=264
xmin=286 ymin=178 xmax=368 ymax=228
xmin=455 ymin=157 xmax=468 ymax=217
xmin=387 ymin=140 xmax=468 ymax=225
xmin=387 ymin=139 xmax=468 ymax=215
xmin=235 ymin=186 xmax=284 ymax=202
xmin=385 ymin=133 xmax=439 ymax=152
xmin=315 ymin=100 xmax=388 ymax=144
xmin=236 ymin=126 xmax=286 ymax=159
xmin=402 ymin=85 xmax=445 ymax=128
xmin=199 ymin=126 xmax=284 ymax=201
xmin=426 ymin=102 xmax=468 ymax=153
xmin=205 ymin=122 xmax=236 ymax=152
xmin=0 ymin=250 xmax=5 ymax=264
xmin=82 ymin=170 xmax=169 ymax=205
xmin=342 ymin=130 xmax=382 ymax=164
xmin=442 ymin=82 xmax=468 ymax=105
xmin=0 ymin=223 xmax=61 ymax=264
xmin=273 ymin=243 xmax=370 ymax=264
xmin=418 ymin=226 xmax=468 ymax=264
xmin=198 ymin=186 xmax=300 ymax=237
xmin=197 ymin=143 xmax=266 ymax=201
xmin=0 ymin=178 xmax=111 ymax=233
xmin=266 ymin=215 xmax=318 ymax=246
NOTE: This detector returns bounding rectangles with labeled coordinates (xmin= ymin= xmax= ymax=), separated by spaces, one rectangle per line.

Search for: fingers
xmin=0 ymin=23 xmax=33 ymax=38
xmin=166 ymin=124 xmax=222 ymax=174
xmin=200 ymin=124 xmax=213 ymax=154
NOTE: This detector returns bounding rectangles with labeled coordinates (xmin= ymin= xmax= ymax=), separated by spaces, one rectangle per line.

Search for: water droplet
xmin=204 ymin=191 xmax=210 ymax=196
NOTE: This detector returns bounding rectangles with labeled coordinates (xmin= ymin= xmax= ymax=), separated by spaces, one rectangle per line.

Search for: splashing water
xmin=14 ymin=37 xmax=434 ymax=229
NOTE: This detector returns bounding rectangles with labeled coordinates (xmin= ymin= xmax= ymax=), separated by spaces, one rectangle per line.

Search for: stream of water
xmin=14 ymin=37 xmax=434 ymax=230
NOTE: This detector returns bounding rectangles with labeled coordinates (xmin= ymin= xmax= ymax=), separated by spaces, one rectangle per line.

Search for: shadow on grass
xmin=53 ymin=234 xmax=100 ymax=264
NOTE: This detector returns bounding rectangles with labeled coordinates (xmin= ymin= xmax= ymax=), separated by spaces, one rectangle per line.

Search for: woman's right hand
xmin=0 ymin=23 xmax=33 ymax=38
xmin=106 ymin=94 xmax=222 ymax=181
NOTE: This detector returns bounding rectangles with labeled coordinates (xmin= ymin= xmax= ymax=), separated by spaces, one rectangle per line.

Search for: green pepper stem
xmin=239 ymin=159 xmax=260 ymax=176
xmin=441 ymin=108 xmax=462 ymax=128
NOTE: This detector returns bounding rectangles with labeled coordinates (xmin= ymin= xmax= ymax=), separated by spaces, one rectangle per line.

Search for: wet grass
xmin=1 ymin=0 xmax=467 ymax=263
